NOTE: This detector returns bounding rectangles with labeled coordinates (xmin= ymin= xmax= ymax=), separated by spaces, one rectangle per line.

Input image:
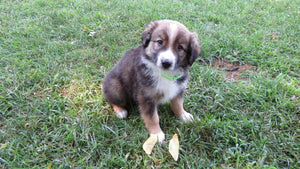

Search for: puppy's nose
xmin=161 ymin=59 xmax=172 ymax=69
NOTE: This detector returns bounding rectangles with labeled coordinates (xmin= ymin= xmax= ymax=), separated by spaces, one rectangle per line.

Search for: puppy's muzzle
xmin=157 ymin=50 xmax=176 ymax=70
xmin=161 ymin=59 xmax=173 ymax=69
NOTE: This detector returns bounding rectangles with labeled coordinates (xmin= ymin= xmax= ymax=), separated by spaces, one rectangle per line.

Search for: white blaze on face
xmin=156 ymin=23 xmax=178 ymax=70
xmin=168 ymin=23 xmax=178 ymax=41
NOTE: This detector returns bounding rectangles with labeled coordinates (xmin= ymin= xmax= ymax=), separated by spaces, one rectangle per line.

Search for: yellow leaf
xmin=0 ymin=143 xmax=8 ymax=149
xmin=143 ymin=135 xmax=157 ymax=155
xmin=47 ymin=163 xmax=52 ymax=169
xmin=169 ymin=134 xmax=179 ymax=161
xmin=83 ymin=26 xmax=89 ymax=31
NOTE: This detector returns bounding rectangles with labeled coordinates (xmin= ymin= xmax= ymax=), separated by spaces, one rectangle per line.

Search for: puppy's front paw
xmin=180 ymin=111 xmax=194 ymax=123
xmin=116 ymin=110 xmax=128 ymax=119
xmin=150 ymin=131 xmax=165 ymax=143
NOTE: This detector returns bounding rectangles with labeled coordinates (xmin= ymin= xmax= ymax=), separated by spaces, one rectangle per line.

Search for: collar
xmin=162 ymin=73 xmax=183 ymax=81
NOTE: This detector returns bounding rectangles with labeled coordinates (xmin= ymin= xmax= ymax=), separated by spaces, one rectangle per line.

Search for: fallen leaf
xmin=169 ymin=134 xmax=179 ymax=161
xmin=0 ymin=143 xmax=8 ymax=149
xmin=143 ymin=135 xmax=157 ymax=155
xmin=83 ymin=26 xmax=89 ymax=31
xmin=47 ymin=163 xmax=52 ymax=169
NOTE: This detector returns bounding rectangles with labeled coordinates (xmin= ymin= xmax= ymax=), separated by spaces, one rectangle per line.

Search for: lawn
xmin=0 ymin=0 xmax=299 ymax=168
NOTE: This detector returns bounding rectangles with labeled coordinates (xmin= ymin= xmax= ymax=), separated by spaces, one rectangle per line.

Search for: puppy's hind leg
xmin=112 ymin=104 xmax=128 ymax=119
xmin=103 ymin=76 xmax=129 ymax=119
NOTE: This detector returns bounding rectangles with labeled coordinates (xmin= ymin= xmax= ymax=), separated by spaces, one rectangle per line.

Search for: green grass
xmin=0 ymin=0 xmax=299 ymax=168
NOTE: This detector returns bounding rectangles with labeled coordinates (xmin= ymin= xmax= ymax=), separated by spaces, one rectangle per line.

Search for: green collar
xmin=162 ymin=73 xmax=183 ymax=81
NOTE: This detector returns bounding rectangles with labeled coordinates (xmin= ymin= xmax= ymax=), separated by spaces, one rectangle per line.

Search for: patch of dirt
xmin=61 ymin=85 xmax=78 ymax=100
xmin=212 ymin=59 xmax=257 ymax=81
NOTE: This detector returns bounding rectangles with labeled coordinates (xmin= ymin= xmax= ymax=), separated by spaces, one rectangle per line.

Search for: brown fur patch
xmin=170 ymin=95 xmax=185 ymax=118
xmin=137 ymin=93 xmax=162 ymax=134
xmin=140 ymin=108 xmax=162 ymax=135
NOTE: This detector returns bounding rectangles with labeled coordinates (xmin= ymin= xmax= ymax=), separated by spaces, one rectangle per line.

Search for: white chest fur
xmin=155 ymin=76 xmax=182 ymax=104
xmin=141 ymin=57 xmax=186 ymax=104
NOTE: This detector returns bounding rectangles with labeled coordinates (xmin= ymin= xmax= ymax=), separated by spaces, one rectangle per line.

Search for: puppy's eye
xmin=177 ymin=45 xmax=184 ymax=51
xmin=157 ymin=40 xmax=163 ymax=47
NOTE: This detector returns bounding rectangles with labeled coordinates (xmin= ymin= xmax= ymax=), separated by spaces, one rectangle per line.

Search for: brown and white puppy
xmin=102 ymin=20 xmax=200 ymax=142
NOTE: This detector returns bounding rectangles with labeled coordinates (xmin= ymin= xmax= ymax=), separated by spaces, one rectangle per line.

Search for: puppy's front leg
xmin=171 ymin=95 xmax=194 ymax=122
xmin=138 ymin=97 xmax=165 ymax=143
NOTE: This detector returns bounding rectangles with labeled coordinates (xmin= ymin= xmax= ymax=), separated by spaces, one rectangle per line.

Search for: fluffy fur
xmin=103 ymin=20 xmax=200 ymax=142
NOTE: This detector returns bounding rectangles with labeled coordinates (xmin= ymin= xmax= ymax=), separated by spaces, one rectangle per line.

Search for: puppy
xmin=103 ymin=20 xmax=200 ymax=142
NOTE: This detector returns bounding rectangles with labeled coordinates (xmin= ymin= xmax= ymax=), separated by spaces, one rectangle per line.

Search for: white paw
xmin=180 ymin=111 xmax=194 ymax=123
xmin=116 ymin=110 xmax=128 ymax=119
xmin=150 ymin=131 xmax=165 ymax=143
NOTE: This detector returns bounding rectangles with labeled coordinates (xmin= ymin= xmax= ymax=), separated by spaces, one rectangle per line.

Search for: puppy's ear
xmin=188 ymin=32 xmax=201 ymax=66
xmin=142 ymin=21 xmax=158 ymax=48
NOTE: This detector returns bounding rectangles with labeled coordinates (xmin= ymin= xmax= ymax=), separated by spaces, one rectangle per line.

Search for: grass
xmin=0 ymin=0 xmax=299 ymax=168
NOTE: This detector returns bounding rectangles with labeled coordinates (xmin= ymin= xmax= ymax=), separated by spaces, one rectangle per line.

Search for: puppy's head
xmin=142 ymin=20 xmax=200 ymax=70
